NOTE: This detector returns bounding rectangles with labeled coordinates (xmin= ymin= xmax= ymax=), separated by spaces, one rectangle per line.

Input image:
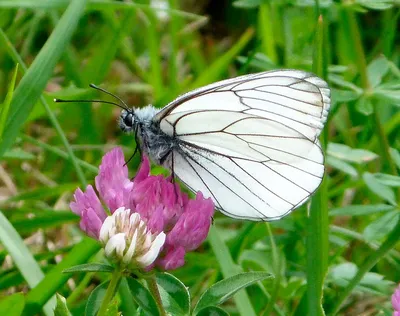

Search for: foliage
xmin=0 ymin=0 xmax=399 ymax=315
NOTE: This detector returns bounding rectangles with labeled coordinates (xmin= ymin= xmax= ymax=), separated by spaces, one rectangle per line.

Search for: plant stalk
xmin=97 ymin=269 xmax=123 ymax=316
xmin=146 ymin=275 xmax=167 ymax=316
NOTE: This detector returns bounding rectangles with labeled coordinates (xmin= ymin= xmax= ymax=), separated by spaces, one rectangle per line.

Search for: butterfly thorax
xmin=132 ymin=106 xmax=176 ymax=167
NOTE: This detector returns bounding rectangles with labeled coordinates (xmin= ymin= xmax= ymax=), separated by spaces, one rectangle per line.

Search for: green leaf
xmin=327 ymin=143 xmax=378 ymax=164
xmin=0 ymin=293 xmax=25 ymax=316
xmin=329 ymin=204 xmax=396 ymax=216
xmin=356 ymin=0 xmax=394 ymax=10
xmin=85 ymin=281 xmax=110 ymax=316
xmin=118 ymin=278 xmax=138 ymax=316
xmin=374 ymin=90 xmax=400 ymax=104
xmin=232 ymin=0 xmax=261 ymax=8
xmin=363 ymin=211 xmax=399 ymax=242
xmin=390 ymin=148 xmax=400 ymax=169
xmin=54 ymin=294 xmax=72 ymax=316
xmin=156 ymin=272 xmax=190 ymax=316
xmin=197 ymin=306 xmax=229 ymax=316
xmin=329 ymin=262 xmax=394 ymax=294
xmin=363 ymin=172 xmax=397 ymax=205
xmin=3 ymin=148 xmax=35 ymax=160
xmin=0 ymin=0 xmax=87 ymax=158
xmin=0 ymin=64 xmax=18 ymax=139
xmin=125 ymin=277 xmax=160 ymax=316
xmin=374 ymin=173 xmax=400 ymax=187
xmin=208 ymin=226 xmax=257 ymax=316
xmin=367 ymin=55 xmax=389 ymax=88
xmin=374 ymin=81 xmax=400 ymax=104
xmin=326 ymin=156 xmax=358 ymax=177
xmin=193 ymin=272 xmax=273 ymax=314
xmin=331 ymin=88 xmax=360 ymax=103
xmin=355 ymin=95 xmax=373 ymax=115
xmin=63 ymin=263 xmax=114 ymax=274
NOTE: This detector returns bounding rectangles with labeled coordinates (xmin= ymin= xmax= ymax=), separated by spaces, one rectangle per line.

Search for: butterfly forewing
xmin=155 ymin=69 xmax=330 ymax=221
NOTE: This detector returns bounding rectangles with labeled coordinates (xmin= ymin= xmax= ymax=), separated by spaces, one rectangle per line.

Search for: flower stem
xmin=146 ymin=275 xmax=166 ymax=316
xmin=346 ymin=9 xmax=398 ymax=178
xmin=97 ymin=269 xmax=122 ymax=316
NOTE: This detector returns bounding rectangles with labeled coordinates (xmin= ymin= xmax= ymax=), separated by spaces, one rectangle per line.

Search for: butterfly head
xmin=119 ymin=109 xmax=136 ymax=133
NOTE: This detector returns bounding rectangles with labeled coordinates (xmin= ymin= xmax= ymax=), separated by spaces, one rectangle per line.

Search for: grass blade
xmin=0 ymin=63 xmax=18 ymax=140
xmin=208 ymin=226 xmax=257 ymax=316
xmin=0 ymin=0 xmax=87 ymax=158
xmin=0 ymin=210 xmax=55 ymax=315
xmin=0 ymin=13 xmax=88 ymax=186
xmin=24 ymin=238 xmax=100 ymax=315
xmin=189 ymin=28 xmax=255 ymax=90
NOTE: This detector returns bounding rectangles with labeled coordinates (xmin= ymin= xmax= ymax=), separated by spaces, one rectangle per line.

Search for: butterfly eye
xmin=123 ymin=113 xmax=134 ymax=127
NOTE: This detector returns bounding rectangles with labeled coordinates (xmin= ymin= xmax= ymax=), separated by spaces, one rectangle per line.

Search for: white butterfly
xmin=119 ymin=69 xmax=330 ymax=221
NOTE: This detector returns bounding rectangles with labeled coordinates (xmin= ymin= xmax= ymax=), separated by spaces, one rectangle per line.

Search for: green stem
xmin=97 ymin=269 xmax=123 ymax=316
xmin=262 ymin=223 xmax=281 ymax=315
xmin=66 ymin=272 xmax=95 ymax=305
xmin=329 ymin=218 xmax=400 ymax=315
xmin=373 ymin=105 xmax=398 ymax=177
xmin=146 ymin=275 xmax=166 ymax=316
xmin=346 ymin=9 xmax=398 ymax=178
xmin=305 ymin=13 xmax=328 ymax=316
xmin=258 ymin=3 xmax=277 ymax=64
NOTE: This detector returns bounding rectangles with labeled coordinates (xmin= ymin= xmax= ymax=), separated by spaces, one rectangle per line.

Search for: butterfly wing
xmin=155 ymin=69 xmax=330 ymax=221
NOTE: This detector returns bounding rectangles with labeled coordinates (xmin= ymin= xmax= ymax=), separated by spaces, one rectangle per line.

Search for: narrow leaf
xmin=374 ymin=173 xmax=400 ymax=187
xmin=208 ymin=226 xmax=257 ymax=316
xmin=329 ymin=204 xmax=396 ymax=216
xmin=0 ymin=64 xmax=18 ymax=139
xmin=193 ymin=272 xmax=272 ymax=314
xmin=363 ymin=172 xmax=397 ymax=205
xmin=125 ymin=277 xmax=160 ymax=316
xmin=85 ymin=281 xmax=110 ymax=316
xmin=54 ymin=294 xmax=72 ymax=316
xmin=0 ymin=211 xmax=54 ymax=315
xmin=63 ymin=263 xmax=114 ymax=274
xmin=327 ymin=143 xmax=378 ymax=164
xmin=363 ymin=211 xmax=399 ymax=242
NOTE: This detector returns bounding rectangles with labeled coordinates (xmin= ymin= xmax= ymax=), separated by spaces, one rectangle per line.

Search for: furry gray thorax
xmin=119 ymin=105 xmax=176 ymax=167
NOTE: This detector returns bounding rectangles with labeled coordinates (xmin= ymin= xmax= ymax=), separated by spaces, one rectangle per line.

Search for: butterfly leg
xmin=159 ymin=150 xmax=179 ymax=200
xmin=124 ymin=125 xmax=142 ymax=167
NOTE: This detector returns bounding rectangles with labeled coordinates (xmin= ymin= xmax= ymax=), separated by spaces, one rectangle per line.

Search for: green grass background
xmin=0 ymin=0 xmax=399 ymax=315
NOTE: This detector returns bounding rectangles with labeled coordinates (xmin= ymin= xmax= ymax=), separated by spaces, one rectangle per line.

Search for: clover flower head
xmin=99 ymin=207 xmax=165 ymax=268
xmin=70 ymin=147 xmax=214 ymax=270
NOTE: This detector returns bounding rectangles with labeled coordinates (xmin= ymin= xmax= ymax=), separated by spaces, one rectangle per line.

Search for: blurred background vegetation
xmin=0 ymin=0 xmax=399 ymax=315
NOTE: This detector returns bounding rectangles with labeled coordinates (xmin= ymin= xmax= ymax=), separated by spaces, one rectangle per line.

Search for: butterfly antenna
xmin=89 ymin=84 xmax=129 ymax=110
xmin=54 ymin=98 xmax=127 ymax=111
